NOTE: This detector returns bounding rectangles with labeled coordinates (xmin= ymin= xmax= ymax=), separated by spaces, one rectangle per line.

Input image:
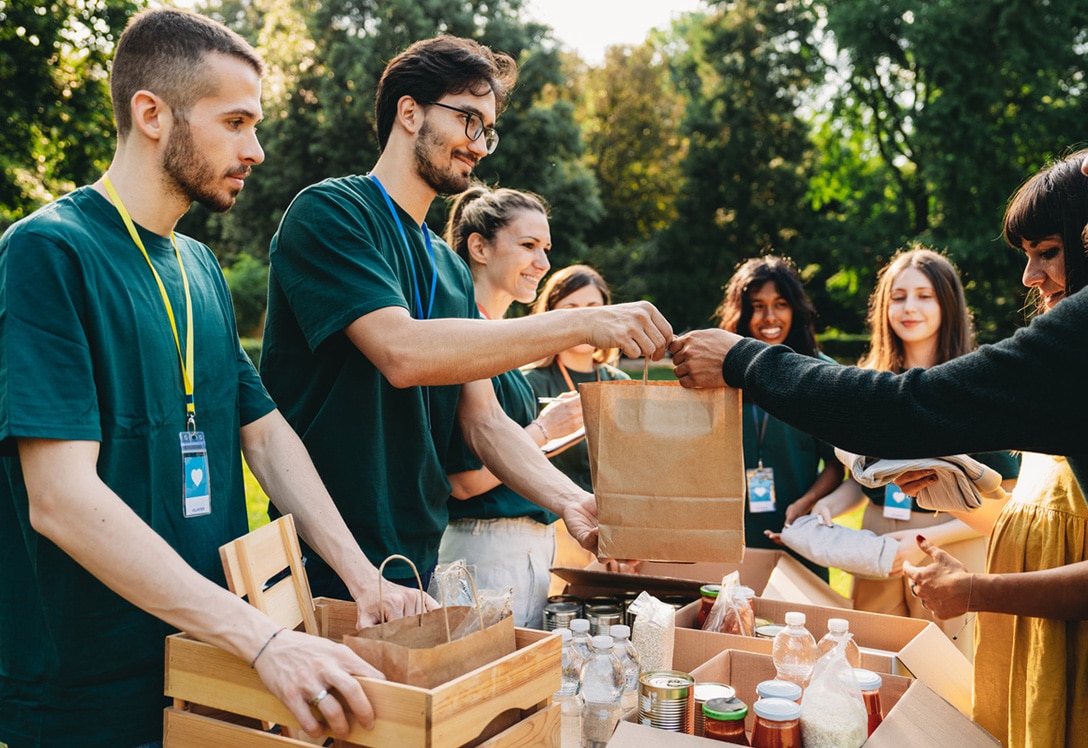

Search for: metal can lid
xmin=640 ymin=670 xmax=695 ymax=689
xmin=755 ymin=624 xmax=785 ymax=639
xmin=703 ymin=697 xmax=748 ymax=720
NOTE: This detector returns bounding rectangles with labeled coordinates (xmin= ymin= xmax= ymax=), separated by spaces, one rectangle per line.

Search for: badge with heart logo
xmin=180 ymin=431 xmax=211 ymax=517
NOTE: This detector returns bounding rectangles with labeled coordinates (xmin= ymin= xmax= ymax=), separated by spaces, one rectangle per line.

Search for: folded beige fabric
xmin=834 ymin=448 xmax=1005 ymax=512
xmin=779 ymin=515 xmax=900 ymax=579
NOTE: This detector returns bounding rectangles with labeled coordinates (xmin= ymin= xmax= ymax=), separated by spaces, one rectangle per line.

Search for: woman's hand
xmin=903 ymin=535 xmax=973 ymax=619
xmin=536 ymin=391 xmax=582 ymax=442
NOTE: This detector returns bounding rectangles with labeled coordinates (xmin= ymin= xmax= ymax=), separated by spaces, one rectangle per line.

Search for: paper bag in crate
xmin=581 ymin=376 xmax=745 ymax=563
xmin=343 ymin=555 xmax=517 ymax=689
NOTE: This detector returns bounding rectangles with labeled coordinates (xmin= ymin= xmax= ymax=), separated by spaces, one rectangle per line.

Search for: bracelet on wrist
xmin=251 ymin=626 xmax=286 ymax=668
xmin=531 ymin=419 xmax=549 ymax=442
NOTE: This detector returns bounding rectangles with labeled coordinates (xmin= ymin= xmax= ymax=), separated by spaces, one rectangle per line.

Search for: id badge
xmin=746 ymin=466 xmax=776 ymax=514
xmin=882 ymin=483 xmax=912 ymax=521
xmin=180 ymin=431 xmax=211 ymax=518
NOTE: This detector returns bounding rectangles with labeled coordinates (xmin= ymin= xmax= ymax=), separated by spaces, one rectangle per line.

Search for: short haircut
xmin=859 ymin=245 xmax=975 ymax=373
xmin=110 ymin=7 xmax=263 ymax=139
xmin=1003 ymin=147 xmax=1088 ymax=316
xmin=715 ymin=255 xmax=820 ymax=359
xmin=375 ymin=35 xmax=517 ymax=150
xmin=444 ymin=182 xmax=549 ymax=263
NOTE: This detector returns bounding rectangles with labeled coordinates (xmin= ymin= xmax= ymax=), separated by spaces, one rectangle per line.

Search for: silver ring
xmin=311 ymin=688 xmax=329 ymax=707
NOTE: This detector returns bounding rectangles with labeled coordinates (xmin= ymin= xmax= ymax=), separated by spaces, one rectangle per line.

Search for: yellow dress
xmin=972 ymin=454 xmax=1088 ymax=747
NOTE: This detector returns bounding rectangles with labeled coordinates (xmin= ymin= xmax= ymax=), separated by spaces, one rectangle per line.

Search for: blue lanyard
xmin=369 ymin=174 xmax=437 ymax=320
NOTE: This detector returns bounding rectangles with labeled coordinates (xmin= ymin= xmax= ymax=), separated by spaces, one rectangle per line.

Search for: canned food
xmin=639 ymin=670 xmax=696 ymax=734
xmin=755 ymin=623 xmax=785 ymax=639
xmin=692 ymin=682 xmax=736 ymax=736
xmin=586 ymin=605 xmax=623 ymax=636
xmin=619 ymin=590 xmax=641 ymax=626
xmin=542 ymin=601 xmax=580 ymax=631
xmin=547 ymin=594 xmax=583 ymax=616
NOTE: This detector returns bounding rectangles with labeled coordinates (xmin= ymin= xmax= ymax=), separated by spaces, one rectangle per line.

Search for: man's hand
xmin=903 ymin=535 xmax=973 ymax=620
xmin=587 ymin=301 xmax=673 ymax=361
xmin=669 ymin=329 xmax=742 ymax=388
xmin=353 ymin=581 xmax=439 ymax=630
xmin=253 ymin=628 xmax=385 ymax=738
xmin=560 ymin=491 xmax=600 ymax=554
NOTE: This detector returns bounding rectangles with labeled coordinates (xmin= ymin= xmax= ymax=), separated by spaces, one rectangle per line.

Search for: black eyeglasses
xmin=419 ymin=101 xmax=499 ymax=154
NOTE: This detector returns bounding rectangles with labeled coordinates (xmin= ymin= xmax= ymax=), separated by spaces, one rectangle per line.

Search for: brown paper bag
xmin=581 ymin=377 xmax=745 ymax=563
xmin=343 ymin=555 xmax=517 ymax=688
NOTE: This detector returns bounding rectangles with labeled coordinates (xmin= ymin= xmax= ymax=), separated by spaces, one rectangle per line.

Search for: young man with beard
xmin=260 ymin=36 xmax=673 ymax=595
xmin=0 ymin=9 xmax=425 ymax=747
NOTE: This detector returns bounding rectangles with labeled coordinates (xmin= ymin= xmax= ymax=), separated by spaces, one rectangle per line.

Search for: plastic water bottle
xmin=581 ymin=635 xmax=625 ymax=748
xmin=609 ymin=623 xmax=641 ymax=712
xmin=554 ymin=628 xmax=584 ymax=748
xmin=569 ymin=618 xmax=593 ymax=662
xmin=771 ymin=611 xmax=817 ymax=688
xmin=816 ymin=617 xmax=862 ymax=669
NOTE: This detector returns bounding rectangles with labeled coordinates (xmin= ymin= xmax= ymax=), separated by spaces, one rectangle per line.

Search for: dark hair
xmin=715 ymin=255 xmax=820 ymax=358
xmin=111 ymin=8 xmax=263 ymax=139
xmin=531 ymin=264 xmax=617 ymax=365
xmin=858 ymin=245 xmax=975 ymax=373
xmin=1003 ymin=147 xmax=1088 ymax=316
xmin=375 ymin=35 xmax=518 ymax=150
xmin=444 ymin=183 xmax=549 ymax=263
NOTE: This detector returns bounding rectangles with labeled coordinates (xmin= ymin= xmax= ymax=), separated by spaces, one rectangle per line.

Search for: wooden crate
xmin=164 ymin=623 xmax=560 ymax=748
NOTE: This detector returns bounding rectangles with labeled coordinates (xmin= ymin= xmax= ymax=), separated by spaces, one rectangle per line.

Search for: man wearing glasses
xmin=260 ymin=35 xmax=673 ymax=596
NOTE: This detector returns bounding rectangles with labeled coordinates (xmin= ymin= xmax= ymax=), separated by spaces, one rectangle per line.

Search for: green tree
xmin=645 ymin=1 xmax=824 ymax=332
xmin=0 ymin=0 xmax=138 ymax=229
xmin=822 ymin=0 xmax=1088 ymax=337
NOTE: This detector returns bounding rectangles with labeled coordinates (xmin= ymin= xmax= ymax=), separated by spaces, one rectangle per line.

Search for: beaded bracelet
xmin=531 ymin=420 xmax=549 ymax=442
xmin=251 ymin=626 xmax=286 ymax=668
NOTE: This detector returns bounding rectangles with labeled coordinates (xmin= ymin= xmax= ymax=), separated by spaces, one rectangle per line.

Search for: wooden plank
xmin=475 ymin=703 xmax=560 ymax=748
xmin=164 ymin=708 xmax=320 ymax=747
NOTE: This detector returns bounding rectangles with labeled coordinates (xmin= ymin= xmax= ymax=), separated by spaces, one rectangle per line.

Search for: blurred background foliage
xmin=4 ymin=0 xmax=1088 ymax=358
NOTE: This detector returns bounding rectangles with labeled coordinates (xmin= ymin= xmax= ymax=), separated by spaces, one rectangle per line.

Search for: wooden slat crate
xmin=164 ymin=623 xmax=560 ymax=748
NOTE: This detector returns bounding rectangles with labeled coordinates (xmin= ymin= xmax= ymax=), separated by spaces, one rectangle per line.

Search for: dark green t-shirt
xmin=446 ymin=368 xmax=559 ymax=525
xmin=261 ymin=175 xmax=473 ymax=577
xmin=0 ymin=186 xmax=275 ymax=747
xmin=522 ymin=361 xmax=630 ymax=492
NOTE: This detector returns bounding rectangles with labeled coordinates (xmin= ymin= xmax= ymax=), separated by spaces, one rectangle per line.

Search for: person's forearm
xmin=800 ymin=462 xmax=845 ymax=507
xmin=919 ymin=518 xmax=980 ymax=547
xmin=20 ymin=439 xmax=281 ymax=664
xmin=241 ymin=411 xmax=381 ymax=600
xmin=971 ymin=561 xmax=1088 ymax=619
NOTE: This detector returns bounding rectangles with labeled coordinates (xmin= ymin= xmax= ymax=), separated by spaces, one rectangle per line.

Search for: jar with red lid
xmin=749 ymin=697 xmax=801 ymax=748
xmin=702 ymin=696 xmax=749 ymax=745
xmin=696 ymin=584 xmax=721 ymax=629
xmin=853 ymin=668 xmax=884 ymax=735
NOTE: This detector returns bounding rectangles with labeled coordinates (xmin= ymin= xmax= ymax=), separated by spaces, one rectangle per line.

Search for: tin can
xmin=692 ymin=682 xmax=736 ymax=736
xmin=547 ymin=594 xmax=583 ymax=618
xmin=619 ymin=590 xmax=641 ymax=627
xmin=542 ymin=601 xmax=580 ymax=631
xmin=586 ymin=604 xmax=623 ymax=636
xmin=660 ymin=594 xmax=697 ymax=611
xmin=638 ymin=670 xmax=696 ymax=734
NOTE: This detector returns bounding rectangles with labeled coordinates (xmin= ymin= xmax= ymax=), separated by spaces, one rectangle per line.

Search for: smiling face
xmin=555 ymin=282 xmax=607 ymax=357
xmin=413 ymin=93 xmax=496 ymax=195
xmin=888 ymin=266 xmax=942 ymax=348
xmin=744 ymin=281 xmax=794 ymax=345
xmin=161 ymin=52 xmax=264 ymax=213
xmin=479 ymin=208 xmax=552 ymax=305
xmin=1021 ymin=235 xmax=1067 ymax=312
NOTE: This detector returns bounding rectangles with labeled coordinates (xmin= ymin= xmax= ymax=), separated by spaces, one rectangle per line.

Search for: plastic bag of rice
xmin=800 ymin=638 xmax=866 ymax=748
xmin=627 ymin=591 xmax=675 ymax=672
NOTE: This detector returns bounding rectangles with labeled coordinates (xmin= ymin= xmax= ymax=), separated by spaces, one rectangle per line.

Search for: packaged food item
xmin=853 ymin=668 xmax=884 ymax=736
xmin=750 ymin=697 xmax=801 ymax=748
xmin=702 ymin=696 xmax=750 ymax=744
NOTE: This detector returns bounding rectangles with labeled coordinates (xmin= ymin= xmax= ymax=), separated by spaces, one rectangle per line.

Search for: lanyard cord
xmin=369 ymin=175 xmax=437 ymax=320
xmin=556 ymin=357 xmax=599 ymax=392
xmin=751 ymin=404 xmax=769 ymax=467
xmin=102 ymin=176 xmax=196 ymax=430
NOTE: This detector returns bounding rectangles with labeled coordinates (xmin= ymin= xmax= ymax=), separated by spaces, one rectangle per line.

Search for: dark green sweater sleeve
xmin=721 ymin=287 xmax=1088 ymax=487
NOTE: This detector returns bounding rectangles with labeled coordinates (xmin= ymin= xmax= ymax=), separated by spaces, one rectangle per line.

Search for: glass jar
xmin=854 ymin=668 xmax=884 ymax=735
xmin=697 ymin=584 xmax=721 ymax=629
xmin=702 ymin=697 xmax=749 ymax=745
xmin=749 ymin=697 xmax=802 ymax=748
xmin=754 ymin=679 xmax=802 ymax=704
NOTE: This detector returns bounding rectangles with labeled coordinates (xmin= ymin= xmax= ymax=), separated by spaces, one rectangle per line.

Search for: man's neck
xmin=369 ymin=155 xmax=436 ymax=225
xmin=95 ymin=155 xmax=188 ymax=237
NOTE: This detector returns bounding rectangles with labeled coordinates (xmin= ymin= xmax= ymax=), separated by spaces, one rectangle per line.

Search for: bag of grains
xmin=799 ymin=637 xmax=867 ymax=748
xmin=627 ymin=591 xmax=675 ymax=672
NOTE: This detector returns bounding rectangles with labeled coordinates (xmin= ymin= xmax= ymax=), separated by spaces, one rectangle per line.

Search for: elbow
xmin=26 ymin=486 xmax=65 ymax=540
xmin=382 ymin=358 xmax=423 ymax=389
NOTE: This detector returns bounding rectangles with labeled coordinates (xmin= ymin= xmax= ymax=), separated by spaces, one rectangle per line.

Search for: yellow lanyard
xmin=102 ymin=176 xmax=196 ymax=430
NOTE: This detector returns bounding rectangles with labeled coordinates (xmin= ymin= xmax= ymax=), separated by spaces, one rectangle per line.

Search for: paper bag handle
xmin=641 ymin=356 xmax=650 ymax=385
xmin=376 ymin=554 xmax=442 ymax=638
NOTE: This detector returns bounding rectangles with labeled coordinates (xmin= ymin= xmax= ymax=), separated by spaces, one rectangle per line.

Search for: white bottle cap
xmin=591 ymin=635 xmax=614 ymax=650
xmin=558 ymin=627 xmax=572 ymax=642
xmin=784 ymin=611 xmax=806 ymax=626
xmin=570 ymin=618 xmax=590 ymax=632
xmin=609 ymin=624 xmax=631 ymax=639
xmin=828 ymin=617 xmax=849 ymax=633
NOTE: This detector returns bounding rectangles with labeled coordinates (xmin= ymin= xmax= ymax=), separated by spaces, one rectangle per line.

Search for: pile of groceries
xmin=549 ymin=577 xmax=885 ymax=747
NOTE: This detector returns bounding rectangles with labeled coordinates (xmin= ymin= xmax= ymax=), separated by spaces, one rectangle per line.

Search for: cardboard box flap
xmin=866 ymin=680 xmax=999 ymax=747
xmin=551 ymin=566 xmax=705 ymax=598
xmin=895 ymin=621 xmax=974 ymax=714
xmin=760 ymin=553 xmax=852 ymax=610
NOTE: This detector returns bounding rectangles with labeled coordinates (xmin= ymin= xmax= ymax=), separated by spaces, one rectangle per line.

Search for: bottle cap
xmin=784 ymin=611 xmax=806 ymax=626
xmin=702 ymin=697 xmax=748 ymax=721
xmin=753 ymin=696 xmax=802 ymax=721
xmin=609 ymin=623 xmax=631 ymax=639
xmin=591 ymin=634 xmax=613 ymax=650
xmin=853 ymin=668 xmax=883 ymax=690
xmin=755 ymin=679 xmax=802 ymax=701
xmin=827 ymin=617 xmax=849 ymax=633
xmin=570 ymin=618 xmax=590 ymax=633
xmin=557 ymin=627 xmax=572 ymax=643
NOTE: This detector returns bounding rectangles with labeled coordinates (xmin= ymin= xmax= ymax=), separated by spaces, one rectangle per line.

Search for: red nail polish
xmin=916 ymin=535 xmax=926 ymax=543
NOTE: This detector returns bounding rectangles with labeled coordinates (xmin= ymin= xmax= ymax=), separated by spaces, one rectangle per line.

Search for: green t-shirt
xmin=446 ymin=368 xmax=558 ymax=525
xmin=261 ymin=175 xmax=473 ymax=578
xmin=522 ymin=361 xmax=630 ymax=492
xmin=0 ymin=186 xmax=275 ymax=747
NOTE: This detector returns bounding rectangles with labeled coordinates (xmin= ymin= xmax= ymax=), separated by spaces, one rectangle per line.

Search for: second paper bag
xmin=581 ymin=379 xmax=744 ymax=562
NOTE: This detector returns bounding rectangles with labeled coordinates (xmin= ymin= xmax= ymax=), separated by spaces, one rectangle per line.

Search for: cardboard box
xmin=673 ymin=598 xmax=974 ymax=715
xmin=163 ymin=600 xmax=561 ymax=748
